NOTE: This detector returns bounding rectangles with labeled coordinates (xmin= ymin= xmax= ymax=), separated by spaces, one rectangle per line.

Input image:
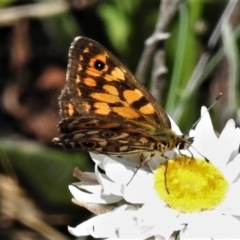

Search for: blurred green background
xmin=0 ymin=0 xmax=239 ymax=239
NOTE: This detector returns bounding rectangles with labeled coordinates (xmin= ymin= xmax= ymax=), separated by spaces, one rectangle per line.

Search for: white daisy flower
xmin=68 ymin=107 xmax=240 ymax=239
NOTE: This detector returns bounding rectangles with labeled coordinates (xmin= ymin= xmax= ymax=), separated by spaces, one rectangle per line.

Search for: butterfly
xmin=53 ymin=36 xmax=193 ymax=162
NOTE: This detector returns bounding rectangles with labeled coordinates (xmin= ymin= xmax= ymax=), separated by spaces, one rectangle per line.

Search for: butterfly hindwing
xmin=54 ymin=117 xmax=167 ymax=154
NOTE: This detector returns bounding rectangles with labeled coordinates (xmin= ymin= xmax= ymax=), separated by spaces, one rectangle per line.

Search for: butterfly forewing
xmin=60 ymin=36 xmax=171 ymax=130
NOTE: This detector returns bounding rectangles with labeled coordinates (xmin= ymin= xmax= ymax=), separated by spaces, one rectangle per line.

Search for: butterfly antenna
xmin=191 ymin=92 xmax=222 ymax=130
xmin=190 ymin=145 xmax=210 ymax=163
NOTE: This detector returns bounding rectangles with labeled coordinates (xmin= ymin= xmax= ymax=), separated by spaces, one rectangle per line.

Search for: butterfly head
xmin=176 ymin=135 xmax=194 ymax=150
xmin=155 ymin=128 xmax=194 ymax=153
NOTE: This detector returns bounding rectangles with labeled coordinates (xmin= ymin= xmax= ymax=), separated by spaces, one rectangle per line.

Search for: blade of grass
xmin=166 ymin=3 xmax=189 ymax=113
xmin=222 ymin=22 xmax=239 ymax=116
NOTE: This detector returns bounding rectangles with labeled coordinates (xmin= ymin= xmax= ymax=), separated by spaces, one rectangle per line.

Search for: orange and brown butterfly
xmin=53 ymin=36 xmax=193 ymax=162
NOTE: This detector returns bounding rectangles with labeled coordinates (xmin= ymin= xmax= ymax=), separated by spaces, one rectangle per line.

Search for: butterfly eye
xmin=94 ymin=60 xmax=105 ymax=70
xmin=162 ymin=141 xmax=167 ymax=146
xmin=102 ymin=131 xmax=118 ymax=138
xmin=80 ymin=141 xmax=96 ymax=149
xmin=178 ymin=142 xmax=185 ymax=149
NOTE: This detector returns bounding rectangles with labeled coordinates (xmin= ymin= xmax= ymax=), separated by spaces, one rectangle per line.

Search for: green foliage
xmin=98 ymin=1 xmax=131 ymax=53
xmin=0 ymin=0 xmax=15 ymax=7
xmin=166 ymin=1 xmax=205 ymax=129
xmin=0 ymin=139 xmax=93 ymax=209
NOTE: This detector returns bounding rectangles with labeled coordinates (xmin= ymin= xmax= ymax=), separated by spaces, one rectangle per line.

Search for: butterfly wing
xmin=59 ymin=36 xmax=171 ymax=132
xmin=54 ymin=117 xmax=167 ymax=154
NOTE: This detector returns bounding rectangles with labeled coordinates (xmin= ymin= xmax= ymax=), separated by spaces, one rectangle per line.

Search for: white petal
xmin=219 ymin=199 xmax=240 ymax=216
xmin=140 ymin=198 xmax=183 ymax=239
xmin=225 ymin=153 xmax=240 ymax=183
xmin=181 ymin=213 xmax=240 ymax=239
xmin=227 ymin=127 xmax=240 ymax=162
xmin=69 ymin=185 xmax=122 ymax=204
xmin=122 ymin=174 xmax=154 ymax=204
xmin=139 ymin=194 xmax=180 ymax=228
xmin=102 ymin=155 xmax=137 ymax=185
xmin=73 ymin=181 xmax=103 ymax=193
xmin=191 ymin=107 xmax=218 ymax=161
xmin=94 ymin=163 xmax=124 ymax=198
xmin=90 ymin=152 xmax=108 ymax=169
xmin=228 ymin=179 xmax=240 ymax=202
xmin=220 ymin=180 xmax=240 ymax=216
xmin=197 ymin=106 xmax=215 ymax=135
xmin=215 ymin=120 xmax=236 ymax=169
xmin=68 ymin=205 xmax=150 ymax=238
xmin=68 ymin=206 xmax=123 ymax=238
xmin=169 ymin=116 xmax=183 ymax=135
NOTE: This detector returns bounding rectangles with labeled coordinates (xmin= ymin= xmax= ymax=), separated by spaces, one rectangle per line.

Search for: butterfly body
xmin=53 ymin=37 xmax=193 ymax=158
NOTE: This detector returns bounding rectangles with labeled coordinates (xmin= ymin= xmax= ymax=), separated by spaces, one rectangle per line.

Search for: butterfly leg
xmin=140 ymin=152 xmax=170 ymax=194
xmin=154 ymin=152 xmax=170 ymax=194
xmin=164 ymin=161 xmax=170 ymax=194
xmin=178 ymin=149 xmax=190 ymax=158
xmin=139 ymin=152 xmax=155 ymax=166
xmin=126 ymin=152 xmax=153 ymax=185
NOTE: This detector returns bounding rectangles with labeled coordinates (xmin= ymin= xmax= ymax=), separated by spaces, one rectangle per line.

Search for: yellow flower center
xmin=154 ymin=156 xmax=229 ymax=213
